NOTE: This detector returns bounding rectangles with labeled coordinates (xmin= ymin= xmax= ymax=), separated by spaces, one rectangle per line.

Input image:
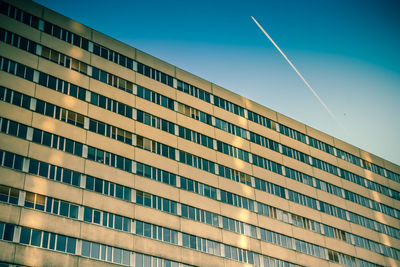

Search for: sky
xmin=34 ymin=0 xmax=400 ymax=165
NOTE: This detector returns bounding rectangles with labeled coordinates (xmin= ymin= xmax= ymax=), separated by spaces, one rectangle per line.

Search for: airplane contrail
xmin=251 ymin=16 xmax=344 ymax=130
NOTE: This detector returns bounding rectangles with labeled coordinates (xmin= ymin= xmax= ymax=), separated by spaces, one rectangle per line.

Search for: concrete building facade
xmin=0 ymin=0 xmax=399 ymax=266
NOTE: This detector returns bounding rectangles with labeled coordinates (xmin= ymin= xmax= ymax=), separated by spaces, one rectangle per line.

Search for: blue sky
xmin=35 ymin=0 xmax=400 ymax=165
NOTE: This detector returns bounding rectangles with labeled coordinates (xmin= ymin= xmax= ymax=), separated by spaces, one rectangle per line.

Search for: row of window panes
xmin=0 ymin=115 xmax=134 ymax=174
xmin=176 ymin=79 xmax=211 ymax=103
xmin=218 ymin=165 xmax=252 ymax=186
xmin=249 ymin=132 xmax=280 ymax=153
xmin=136 ymin=135 xmax=176 ymax=160
xmin=91 ymin=66 xmax=134 ymax=93
xmin=0 ymin=27 xmax=36 ymax=54
xmin=178 ymin=150 xmax=216 ymax=174
xmin=176 ymin=102 xmax=212 ymax=125
xmin=1 ymin=152 xmax=398 ymax=261
xmin=90 ymin=90 xmax=133 ymax=118
xmin=178 ymin=125 xmax=213 ymax=149
xmin=0 ymin=221 xmax=189 ymax=267
xmin=214 ymin=117 xmax=248 ymax=139
xmin=180 ymin=177 xmax=217 ymax=200
xmin=213 ymin=95 xmax=245 ymax=117
xmin=216 ymin=140 xmax=250 ymax=163
xmin=137 ymin=62 xmax=174 ymax=87
xmin=3 ymin=4 xmax=396 ymax=184
xmin=35 ymin=98 xmax=85 ymax=128
xmin=252 ymin=154 xmax=283 ymax=175
xmin=136 ymin=191 xmax=177 ymax=215
xmin=136 ymin=162 xmax=177 ymax=187
xmin=1 ymin=115 xmax=398 ymax=239
xmin=84 ymin=206 xmax=131 ymax=232
xmin=85 ymin=175 xmax=131 ymax=201
xmin=89 ymin=118 xmax=133 ymax=145
xmin=182 ymin=232 xmax=222 ymax=257
xmin=1 ymin=51 xmax=398 ymax=206
xmin=137 ymin=85 xmax=174 ymax=110
xmin=136 ymin=220 xmax=178 ymax=245
xmin=87 ymin=146 xmax=132 ymax=172
xmin=220 ymin=190 xmax=254 ymax=211
xmin=137 ymin=110 xmax=175 ymax=135
xmin=20 ymin=226 xmax=76 ymax=254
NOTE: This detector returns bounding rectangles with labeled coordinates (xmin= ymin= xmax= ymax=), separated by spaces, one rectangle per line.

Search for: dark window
xmin=93 ymin=210 xmax=101 ymax=224
xmin=42 ymin=132 xmax=51 ymax=147
xmin=86 ymin=176 xmax=94 ymax=190
xmin=13 ymin=154 xmax=23 ymax=171
xmin=116 ymin=184 xmax=123 ymax=199
xmin=3 ymin=224 xmax=14 ymax=241
xmin=63 ymin=169 xmax=71 ymax=184
xmin=84 ymin=207 xmax=92 ymax=222
xmin=42 ymin=232 xmax=49 ymax=248
xmin=31 ymin=229 xmax=41 ymax=246
xmin=39 ymin=161 xmax=49 ymax=177
xmin=82 ymin=240 xmax=90 ymax=257
xmin=60 ymin=201 xmax=69 ymax=217
xmin=56 ymin=235 xmax=66 ymax=252
xmin=28 ymin=159 xmax=39 ymax=175
xmin=16 ymin=64 xmax=25 ymax=78
xmin=66 ymin=237 xmax=76 ymax=254
xmin=115 ymin=215 xmax=122 ymax=230
xmin=20 ymin=227 xmax=30 ymax=244
xmin=95 ymin=178 xmax=102 ymax=193
xmin=73 ymin=35 xmax=81 ymax=47
xmin=65 ymin=139 xmax=74 ymax=154
xmin=32 ymin=129 xmax=42 ymax=143
xmin=74 ymin=143 xmax=82 ymax=156
xmin=17 ymin=124 xmax=27 ymax=139
xmin=3 ymin=152 xmax=14 ymax=168
xmin=70 ymin=205 xmax=78 ymax=219
xmin=72 ymin=172 xmax=80 ymax=186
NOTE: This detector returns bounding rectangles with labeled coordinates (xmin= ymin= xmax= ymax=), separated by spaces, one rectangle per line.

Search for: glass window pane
xmin=31 ymin=229 xmax=42 ymax=246
xmin=3 ymin=152 xmax=14 ymax=168
xmin=42 ymin=232 xmax=49 ymax=248
xmin=93 ymin=210 xmax=101 ymax=224
xmin=56 ymin=235 xmax=66 ymax=252
xmin=122 ymin=250 xmax=130 ymax=265
xmin=60 ymin=201 xmax=69 ymax=217
xmin=95 ymin=178 xmax=102 ymax=193
xmin=91 ymin=242 xmax=100 ymax=259
xmin=28 ymin=159 xmax=39 ymax=175
xmin=84 ymin=207 xmax=92 ymax=223
xmin=62 ymin=169 xmax=71 ymax=184
xmin=20 ymin=227 xmax=31 ymax=244
xmin=49 ymin=233 xmax=56 ymax=250
xmin=70 ymin=205 xmax=78 ymax=219
xmin=123 ymin=218 xmax=131 ymax=232
xmin=66 ymin=237 xmax=76 ymax=254
xmin=81 ymin=240 xmax=90 ymax=257
xmin=114 ymin=215 xmax=122 ymax=230
xmin=113 ymin=247 xmax=122 ymax=264
xmin=85 ymin=176 xmax=94 ymax=190
xmin=116 ymin=184 xmax=123 ymax=199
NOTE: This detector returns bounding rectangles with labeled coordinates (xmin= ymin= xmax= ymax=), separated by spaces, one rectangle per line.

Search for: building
xmin=0 ymin=0 xmax=399 ymax=266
